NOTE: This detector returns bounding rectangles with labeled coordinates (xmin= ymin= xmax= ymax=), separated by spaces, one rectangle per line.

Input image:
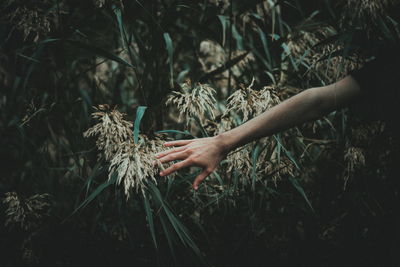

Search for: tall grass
xmin=1 ymin=0 xmax=399 ymax=266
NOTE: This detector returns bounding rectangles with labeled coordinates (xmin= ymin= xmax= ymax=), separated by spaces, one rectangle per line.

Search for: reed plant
xmin=1 ymin=0 xmax=399 ymax=265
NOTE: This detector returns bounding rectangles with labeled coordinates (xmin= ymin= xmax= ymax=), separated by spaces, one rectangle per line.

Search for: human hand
xmin=155 ymin=135 xmax=229 ymax=190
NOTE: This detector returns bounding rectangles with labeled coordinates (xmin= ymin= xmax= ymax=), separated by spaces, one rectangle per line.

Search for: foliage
xmin=1 ymin=0 xmax=400 ymax=266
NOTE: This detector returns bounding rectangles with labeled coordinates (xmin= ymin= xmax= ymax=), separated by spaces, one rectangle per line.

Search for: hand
xmin=155 ymin=135 xmax=229 ymax=190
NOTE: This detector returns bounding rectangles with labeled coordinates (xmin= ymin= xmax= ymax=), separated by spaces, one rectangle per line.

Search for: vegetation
xmin=1 ymin=0 xmax=399 ymax=266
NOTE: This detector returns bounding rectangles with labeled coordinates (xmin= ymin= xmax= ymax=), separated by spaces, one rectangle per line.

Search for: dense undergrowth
xmin=1 ymin=0 xmax=400 ymax=266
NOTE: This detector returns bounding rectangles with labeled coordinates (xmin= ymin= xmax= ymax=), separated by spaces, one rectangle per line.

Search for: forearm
xmin=218 ymin=75 xmax=360 ymax=152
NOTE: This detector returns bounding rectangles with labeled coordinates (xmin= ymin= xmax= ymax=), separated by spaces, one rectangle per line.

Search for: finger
xmin=155 ymin=146 xmax=186 ymax=158
xmin=193 ymin=169 xmax=211 ymax=190
xmin=164 ymin=139 xmax=193 ymax=147
xmin=158 ymin=151 xmax=188 ymax=164
xmin=159 ymin=159 xmax=192 ymax=176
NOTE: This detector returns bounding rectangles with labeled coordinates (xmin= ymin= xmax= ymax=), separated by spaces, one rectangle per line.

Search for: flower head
xmin=84 ymin=105 xmax=174 ymax=197
xmin=225 ymin=79 xmax=280 ymax=122
xmin=166 ymin=80 xmax=217 ymax=126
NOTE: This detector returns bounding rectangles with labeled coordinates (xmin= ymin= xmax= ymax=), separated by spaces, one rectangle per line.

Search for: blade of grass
xmin=65 ymin=39 xmax=135 ymax=69
xmin=288 ymin=176 xmax=314 ymax=212
xmin=218 ymin=15 xmax=228 ymax=46
xmin=143 ymin=194 xmax=158 ymax=249
xmin=63 ymin=173 xmax=117 ymax=223
xmin=147 ymin=182 xmax=204 ymax=260
xmin=163 ymin=32 xmax=174 ymax=88
xmin=134 ymin=106 xmax=147 ymax=144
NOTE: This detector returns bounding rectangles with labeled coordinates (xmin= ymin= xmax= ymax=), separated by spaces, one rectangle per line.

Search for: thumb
xmin=193 ymin=169 xmax=211 ymax=190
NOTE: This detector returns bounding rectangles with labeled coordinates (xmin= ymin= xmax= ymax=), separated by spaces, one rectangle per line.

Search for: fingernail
xmin=159 ymin=172 xmax=164 ymax=176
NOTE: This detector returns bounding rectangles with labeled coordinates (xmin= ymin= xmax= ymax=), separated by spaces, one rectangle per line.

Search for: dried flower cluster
xmin=224 ymin=79 xmax=281 ymax=122
xmin=1 ymin=0 xmax=57 ymax=41
xmin=340 ymin=0 xmax=397 ymax=29
xmin=84 ymin=105 xmax=173 ymax=197
xmin=344 ymin=147 xmax=366 ymax=171
xmin=199 ymin=40 xmax=226 ymax=72
xmin=198 ymin=40 xmax=255 ymax=90
xmin=350 ymin=121 xmax=385 ymax=146
xmin=263 ymin=157 xmax=295 ymax=186
xmin=285 ymin=27 xmax=362 ymax=84
xmin=84 ymin=105 xmax=133 ymax=161
xmin=3 ymin=192 xmax=51 ymax=230
xmin=226 ymin=146 xmax=254 ymax=180
xmin=343 ymin=146 xmax=366 ymax=187
xmin=166 ymin=80 xmax=217 ymax=126
xmin=285 ymin=28 xmax=332 ymax=60
xmin=311 ymin=45 xmax=361 ymax=84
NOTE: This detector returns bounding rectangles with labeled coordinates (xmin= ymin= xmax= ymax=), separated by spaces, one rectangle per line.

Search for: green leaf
xmin=64 ymin=173 xmax=117 ymax=223
xmin=288 ymin=177 xmax=314 ymax=213
xmin=251 ymin=143 xmax=260 ymax=190
xmin=273 ymin=135 xmax=300 ymax=170
xmin=143 ymin=195 xmax=158 ymax=249
xmin=217 ymin=15 xmax=228 ymax=46
xmin=155 ymin=129 xmax=195 ymax=137
xmin=232 ymin=25 xmax=244 ymax=50
xmin=163 ymin=32 xmax=174 ymax=87
xmin=257 ymin=27 xmax=271 ymax=63
xmin=147 ymin=182 xmax=204 ymax=261
xmin=113 ymin=6 xmax=126 ymax=48
xmin=65 ymin=39 xmax=135 ymax=69
xmin=134 ymin=106 xmax=147 ymax=144
xmin=84 ymin=161 xmax=105 ymax=196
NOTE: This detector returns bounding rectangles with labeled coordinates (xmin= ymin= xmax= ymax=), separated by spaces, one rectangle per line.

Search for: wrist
xmin=215 ymin=131 xmax=237 ymax=154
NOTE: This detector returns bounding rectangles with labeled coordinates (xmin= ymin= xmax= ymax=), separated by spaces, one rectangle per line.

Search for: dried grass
xmin=166 ymin=80 xmax=217 ymax=127
xmin=84 ymin=105 xmax=174 ymax=197
xmin=3 ymin=192 xmax=51 ymax=230
xmin=224 ymin=78 xmax=281 ymax=122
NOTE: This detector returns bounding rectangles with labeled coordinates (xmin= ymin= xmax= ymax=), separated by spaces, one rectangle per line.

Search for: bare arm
xmin=220 ymin=75 xmax=360 ymax=151
xmin=155 ymin=75 xmax=361 ymax=189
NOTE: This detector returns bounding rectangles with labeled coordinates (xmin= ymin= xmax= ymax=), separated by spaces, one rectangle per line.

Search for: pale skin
xmin=155 ymin=75 xmax=361 ymax=190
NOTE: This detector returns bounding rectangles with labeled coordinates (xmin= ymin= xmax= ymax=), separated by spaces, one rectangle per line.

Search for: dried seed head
xmin=198 ymin=40 xmax=254 ymax=91
xmin=263 ymin=158 xmax=295 ymax=186
xmin=340 ymin=0 xmax=398 ymax=31
xmin=226 ymin=146 xmax=253 ymax=182
xmin=108 ymin=134 xmax=176 ymax=197
xmin=309 ymin=44 xmax=362 ymax=84
xmin=350 ymin=121 xmax=385 ymax=146
xmin=84 ymin=106 xmax=174 ymax=197
xmin=344 ymin=146 xmax=366 ymax=172
xmin=83 ymin=104 xmax=133 ymax=161
xmin=1 ymin=0 xmax=58 ymax=42
xmin=166 ymin=80 xmax=217 ymax=127
xmin=3 ymin=192 xmax=51 ymax=230
xmin=284 ymin=26 xmax=362 ymax=84
xmin=225 ymin=79 xmax=281 ymax=122
xmin=199 ymin=40 xmax=226 ymax=72
xmin=343 ymin=146 xmax=366 ymax=188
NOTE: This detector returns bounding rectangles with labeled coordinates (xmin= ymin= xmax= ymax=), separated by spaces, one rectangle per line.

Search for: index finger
xmin=164 ymin=139 xmax=193 ymax=147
